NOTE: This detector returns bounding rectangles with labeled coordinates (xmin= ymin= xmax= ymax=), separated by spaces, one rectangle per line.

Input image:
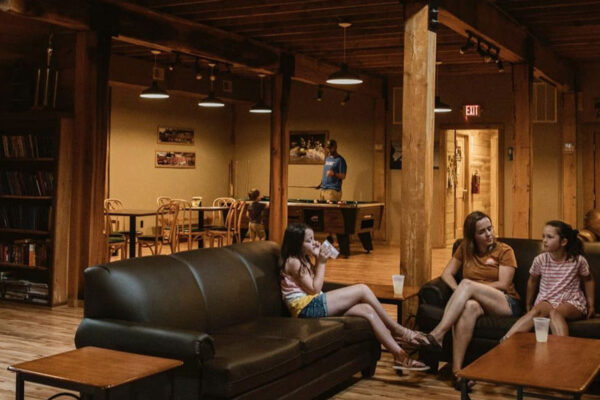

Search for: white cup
xmin=321 ymin=240 xmax=339 ymax=259
xmin=533 ymin=317 xmax=550 ymax=342
xmin=392 ymin=274 xmax=405 ymax=296
xmin=191 ymin=196 xmax=203 ymax=207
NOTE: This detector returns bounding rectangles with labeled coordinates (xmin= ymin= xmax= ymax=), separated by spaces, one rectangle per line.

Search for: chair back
xmin=104 ymin=198 xmax=124 ymax=233
xmin=211 ymin=197 xmax=236 ymax=226
xmin=235 ymin=201 xmax=248 ymax=243
xmin=156 ymin=202 xmax=180 ymax=252
xmin=157 ymin=196 xmax=172 ymax=207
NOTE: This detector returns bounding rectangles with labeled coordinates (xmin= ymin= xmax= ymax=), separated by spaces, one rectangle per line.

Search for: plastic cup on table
xmin=392 ymin=274 xmax=405 ymax=296
xmin=533 ymin=317 xmax=550 ymax=342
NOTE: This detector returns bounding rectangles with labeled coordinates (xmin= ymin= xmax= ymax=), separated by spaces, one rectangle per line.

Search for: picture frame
xmin=157 ymin=126 xmax=194 ymax=145
xmin=289 ymin=130 xmax=329 ymax=164
xmin=155 ymin=151 xmax=196 ymax=168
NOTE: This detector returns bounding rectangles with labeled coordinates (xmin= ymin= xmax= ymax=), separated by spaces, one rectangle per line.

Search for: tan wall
xmin=108 ymin=84 xmax=233 ymax=233
xmin=233 ymin=80 xmax=375 ymax=202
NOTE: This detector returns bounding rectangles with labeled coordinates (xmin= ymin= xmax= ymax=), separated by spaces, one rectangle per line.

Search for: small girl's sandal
xmin=393 ymin=357 xmax=431 ymax=372
xmin=394 ymin=329 xmax=430 ymax=348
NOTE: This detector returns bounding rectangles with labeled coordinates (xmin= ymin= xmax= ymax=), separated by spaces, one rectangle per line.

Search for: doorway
xmin=443 ymin=128 xmax=500 ymax=246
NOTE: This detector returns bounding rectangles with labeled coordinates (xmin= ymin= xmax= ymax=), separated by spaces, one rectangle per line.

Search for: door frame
xmin=439 ymin=123 xmax=505 ymax=242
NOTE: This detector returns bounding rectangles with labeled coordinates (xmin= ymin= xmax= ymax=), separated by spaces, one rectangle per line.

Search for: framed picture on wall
xmin=157 ymin=126 xmax=195 ymax=145
xmin=289 ymin=130 xmax=329 ymax=164
xmin=155 ymin=151 xmax=196 ymax=168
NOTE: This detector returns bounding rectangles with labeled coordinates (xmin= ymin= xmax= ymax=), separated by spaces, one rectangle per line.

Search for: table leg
xmin=336 ymin=234 xmax=350 ymax=257
xmin=197 ymin=210 xmax=204 ymax=248
xmin=461 ymin=379 xmax=471 ymax=400
xmin=516 ymin=386 xmax=523 ymax=400
xmin=396 ymin=302 xmax=402 ymax=324
xmin=129 ymin=216 xmax=137 ymax=258
xmin=15 ymin=374 xmax=24 ymax=400
xmin=357 ymin=232 xmax=373 ymax=253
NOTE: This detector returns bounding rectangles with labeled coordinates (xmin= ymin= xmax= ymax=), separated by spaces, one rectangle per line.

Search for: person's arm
xmin=440 ymin=257 xmax=462 ymax=290
xmin=525 ymin=274 xmax=540 ymax=312
xmin=583 ymin=274 xmax=595 ymax=318
xmin=481 ymin=265 xmax=516 ymax=292
xmin=285 ymin=252 xmax=327 ymax=295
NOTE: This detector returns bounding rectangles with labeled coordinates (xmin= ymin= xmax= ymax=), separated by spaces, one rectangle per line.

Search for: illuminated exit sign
xmin=464 ymin=104 xmax=481 ymax=117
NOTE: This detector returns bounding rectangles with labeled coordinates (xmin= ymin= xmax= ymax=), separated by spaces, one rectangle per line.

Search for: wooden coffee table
xmin=8 ymin=346 xmax=183 ymax=400
xmin=457 ymin=333 xmax=600 ymax=400
xmin=325 ymin=281 xmax=420 ymax=323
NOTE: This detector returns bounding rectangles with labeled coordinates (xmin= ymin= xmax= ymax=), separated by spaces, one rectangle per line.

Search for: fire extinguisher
xmin=471 ymin=170 xmax=481 ymax=194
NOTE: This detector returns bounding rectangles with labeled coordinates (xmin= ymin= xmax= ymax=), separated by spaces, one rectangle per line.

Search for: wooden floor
xmin=1 ymin=241 xmax=599 ymax=399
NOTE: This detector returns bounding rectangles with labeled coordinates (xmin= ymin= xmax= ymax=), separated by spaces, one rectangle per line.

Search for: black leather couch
xmin=416 ymin=238 xmax=600 ymax=371
xmin=75 ymin=241 xmax=380 ymax=399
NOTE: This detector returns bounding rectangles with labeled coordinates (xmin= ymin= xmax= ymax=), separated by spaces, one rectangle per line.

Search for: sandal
xmin=393 ymin=357 xmax=431 ymax=372
xmin=393 ymin=327 xmax=430 ymax=348
xmin=453 ymin=375 xmax=476 ymax=392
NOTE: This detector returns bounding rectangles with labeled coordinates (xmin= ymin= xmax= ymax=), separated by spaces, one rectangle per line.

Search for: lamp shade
xmin=140 ymin=81 xmax=170 ymax=99
xmin=434 ymin=96 xmax=452 ymax=113
xmin=198 ymin=92 xmax=225 ymax=108
xmin=249 ymin=99 xmax=272 ymax=114
xmin=326 ymin=63 xmax=363 ymax=85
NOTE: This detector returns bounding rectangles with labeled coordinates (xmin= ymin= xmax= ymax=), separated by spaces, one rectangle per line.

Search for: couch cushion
xmin=567 ymin=319 xmax=600 ymax=339
xmin=203 ymin=334 xmax=301 ymax=398
xmin=320 ymin=316 xmax=375 ymax=344
xmin=472 ymin=315 xmax=519 ymax=340
xmin=215 ymin=317 xmax=344 ymax=365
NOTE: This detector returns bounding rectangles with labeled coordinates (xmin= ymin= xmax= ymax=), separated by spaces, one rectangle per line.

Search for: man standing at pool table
xmin=316 ymin=139 xmax=347 ymax=201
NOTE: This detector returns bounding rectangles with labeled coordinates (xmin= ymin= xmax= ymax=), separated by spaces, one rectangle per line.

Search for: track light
xmin=168 ymin=53 xmax=180 ymax=72
xmin=465 ymin=32 xmax=505 ymax=73
xmin=140 ymin=50 xmax=169 ymax=99
xmin=194 ymin=58 xmax=202 ymax=80
xmin=459 ymin=33 xmax=474 ymax=55
xmin=496 ymin=59 xmax=504 ymax=73
xmin=340 ymin=92 xmax=350 ymax=106
xmin=198 ymin=63 xmax=225 ymax=108
xmin=316 ymin=85 xmax=323 ymax=102
xmin=326 ymin=22 xmax=363 ymax=85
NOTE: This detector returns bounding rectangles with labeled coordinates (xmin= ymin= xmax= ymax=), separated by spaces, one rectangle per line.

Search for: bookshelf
xmin=0 ymin=113 xmax=72 ymax=306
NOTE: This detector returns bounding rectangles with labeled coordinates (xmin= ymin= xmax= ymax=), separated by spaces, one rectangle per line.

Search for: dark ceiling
xmin=112 ymin=0 xmax=600 ymax=79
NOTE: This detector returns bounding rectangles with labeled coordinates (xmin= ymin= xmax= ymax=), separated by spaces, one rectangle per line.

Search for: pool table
xmin=260 ymin=199 xmax=384 ymax=257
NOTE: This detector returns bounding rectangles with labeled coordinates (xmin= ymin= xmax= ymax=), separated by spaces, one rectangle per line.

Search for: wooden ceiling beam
xmin=438 ymin=0 xmax=574 ymax=89
xmin=0 ymin=0 xmax=90 ymax=30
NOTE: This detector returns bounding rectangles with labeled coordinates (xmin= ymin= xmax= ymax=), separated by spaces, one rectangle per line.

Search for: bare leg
xmin=452 ymin=300 xmax=484 ymax=373
xmin=503 ymin=302 xmax=553 ymax=339
xmin=430 ymin=280 xmax=512 ymax=344
xmin=549 ymin=303 xmax=585 ymax=336
xmin=326 ymin=284 xmax=419 ymax=340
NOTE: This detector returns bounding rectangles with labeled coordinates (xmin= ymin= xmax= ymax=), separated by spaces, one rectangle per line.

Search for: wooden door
xmin=455 ymin=135 xmax=469 ymax=237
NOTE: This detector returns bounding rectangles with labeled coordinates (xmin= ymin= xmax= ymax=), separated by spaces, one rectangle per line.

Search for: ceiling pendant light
xmin=198 ymin=63 xmax=225 ymax=108
xmin=434 ymin=62 xmax=451 ymax=113
xmin=250 ymin=74 xmax=272 ymax=114
xmin=140 ymin=50 xmax=170 ymax=99
xmin=326 ymin=22 xmax=363 ymax=85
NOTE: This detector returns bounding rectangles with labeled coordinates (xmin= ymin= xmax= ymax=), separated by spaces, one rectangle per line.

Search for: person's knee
xmin=457 ymin=279 xmax=473 ymax=293
xmin=354 ymin=303 xmax=374 ymax=318
xmin=549 ymin=309 xmax=562 ymax=320
xmin=463 ymin=300 xmax=483 ymax=317
xmin=354 ymin=283 xmax=370 ymax=296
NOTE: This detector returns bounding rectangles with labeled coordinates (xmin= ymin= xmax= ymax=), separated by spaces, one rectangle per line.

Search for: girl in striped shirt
xmin=503 ymin=220 xmax=595 ymax=340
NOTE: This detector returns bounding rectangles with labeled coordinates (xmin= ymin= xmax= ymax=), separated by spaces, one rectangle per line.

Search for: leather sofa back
xmin=84 ymin=241 xmax=283 ymax=332
xmin=583 ymin=242 xmax=600 ymax=311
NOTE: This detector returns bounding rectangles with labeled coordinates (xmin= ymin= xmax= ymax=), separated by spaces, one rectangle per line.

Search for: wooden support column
xmin=400 ymin=3 xmax=436 ymax=287
xmin=68 ymin=30 xmax=110 ymax=303
xmin=373 ymin=97 xmax=386 ymax=240
xmin=511 ymin=63 xmax=533 ymax=238
xmin=268 ymin=54 xmax=293 ymax=243
xmin=561 ymin=92 xmax=577 ymax=226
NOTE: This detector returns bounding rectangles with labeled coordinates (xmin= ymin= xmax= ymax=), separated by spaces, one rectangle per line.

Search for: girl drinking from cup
xmin=503 ymin=220 xmax=595 ymax=340
xmin=280 ymin=223 xmax=430 ymax=371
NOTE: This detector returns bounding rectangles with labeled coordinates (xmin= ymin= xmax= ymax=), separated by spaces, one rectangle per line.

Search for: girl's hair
xmin=280 ymin=223 xmax=309 ymax=268
xmin=463 ymin=211 xmax=494 ymax=259
xmin=545 ymin=220 xmax=584 ymax=260
xmin=248 ymin=188 xmax=260 ymax=201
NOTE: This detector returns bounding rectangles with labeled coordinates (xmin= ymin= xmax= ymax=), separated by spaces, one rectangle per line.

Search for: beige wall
xmin=109 ymin=84 xmax=233 ymax=233
xmin=233 ymin=80 xmax=375 ymax=202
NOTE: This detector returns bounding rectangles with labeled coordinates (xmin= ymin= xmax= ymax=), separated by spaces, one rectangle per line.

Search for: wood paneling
xmin=372 ymin=98 xmax=386 ymax=240
xmin=561 ymin=91 xmax=577 ymax=226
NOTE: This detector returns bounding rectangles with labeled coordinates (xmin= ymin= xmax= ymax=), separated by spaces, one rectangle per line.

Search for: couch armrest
xmin=75 ymin=318 xmax=215 ymax=363
xmin=418 ymin=277 xmax=453 ymax=307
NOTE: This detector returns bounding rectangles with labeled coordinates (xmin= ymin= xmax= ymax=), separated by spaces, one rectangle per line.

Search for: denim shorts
xmin=505 ymin=294 xmax=521 ymax=317
xmin=299 ymin=293 xmax=328 ymax=318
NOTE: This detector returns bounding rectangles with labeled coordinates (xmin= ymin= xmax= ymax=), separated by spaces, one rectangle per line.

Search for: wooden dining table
xmin=107 ymin=208 xmax=156 ymax=258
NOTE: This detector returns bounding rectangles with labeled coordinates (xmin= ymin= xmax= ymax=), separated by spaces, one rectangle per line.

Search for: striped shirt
xmin=530 ymin=253 xmax=590 ymax=314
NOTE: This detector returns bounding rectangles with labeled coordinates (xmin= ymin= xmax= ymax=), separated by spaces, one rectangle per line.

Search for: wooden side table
xmin=325 ymin=281 xmax=420 ymax=323
xmin=8 ymin=346 xmax=183 ymax=400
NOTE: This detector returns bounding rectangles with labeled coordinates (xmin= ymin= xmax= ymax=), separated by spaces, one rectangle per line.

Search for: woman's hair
xmin=248 ymin=188 xmax=260 ymax=201
xmin=545 ymin=220 xmax=584 ymax=260
xmin=280 ymin=223 xmax=309 ymax=268
xmin=463 ymin=211 xmax=494 ymax=259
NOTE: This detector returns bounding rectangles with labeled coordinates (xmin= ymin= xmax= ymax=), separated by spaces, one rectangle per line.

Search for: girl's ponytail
xmin=546 ymin=220 xmax=584 ymax=260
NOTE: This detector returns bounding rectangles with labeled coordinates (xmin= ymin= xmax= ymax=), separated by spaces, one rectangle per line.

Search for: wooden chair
xmin=156 ymin=196 xmax=172 ymax=207
xmin=103 ymin=205 xmax=126 ymax=260
xmin=234 ymin=201 xmax=248 ymax=243
xmin=203 ymin=200 xmax=238 ymax=248
xmin=174 ymin=200 xmax=205 ymax=251
xmin=104 ymin=198 xmax=124 ymax=233
xmin=137 ymin=202 xmax=179 ymax=255
xmin=206 ymin=197 xmax=236 ymax=228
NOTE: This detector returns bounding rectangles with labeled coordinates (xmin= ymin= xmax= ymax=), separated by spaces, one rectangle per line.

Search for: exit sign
xmin=464 ymin=104 xmax=481 ymax=117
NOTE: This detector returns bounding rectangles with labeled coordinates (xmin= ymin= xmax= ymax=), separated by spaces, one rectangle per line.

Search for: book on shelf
xmin=0 ymin=239 xmax=50 ymax=267
xmin=0 ymin=278 xmax=49 ymax=303
xmin=0 ymin=134 xmax=53 ymax=159
xmin=0 ymin=170 xmax=54 ymax=196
